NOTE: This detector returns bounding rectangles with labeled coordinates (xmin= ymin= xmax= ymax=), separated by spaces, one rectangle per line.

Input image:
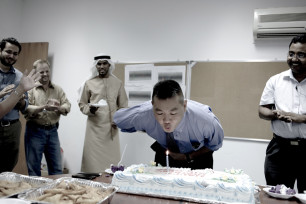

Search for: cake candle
xmin=118 ymin=144 xmax=127 ymax=167
xmin=166 ymin=150 xmax=169 ymax=173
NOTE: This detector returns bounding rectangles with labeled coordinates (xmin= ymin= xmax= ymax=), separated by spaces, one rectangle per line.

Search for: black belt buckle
xmin=1 ymin=121 xmax=10 ymax=127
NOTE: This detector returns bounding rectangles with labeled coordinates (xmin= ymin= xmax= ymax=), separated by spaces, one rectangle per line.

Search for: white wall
xmin=2 ymin=0 xmax=306 ymax=186
xmin=0 ymin=0 xmax=23 ymax=38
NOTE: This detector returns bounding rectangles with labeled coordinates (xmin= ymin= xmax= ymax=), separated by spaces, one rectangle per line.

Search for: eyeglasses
xmin=288 ymin=52 xmax=306 ymax=59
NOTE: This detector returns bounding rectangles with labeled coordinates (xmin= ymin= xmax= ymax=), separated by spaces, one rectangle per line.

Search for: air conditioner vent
xmin=257 ymin=32 xmax=306 ymax=38
xmin=260 ymin=13 xmax=306 ymax=23
xmin=254 ymin=7 xmax=306 ymax=39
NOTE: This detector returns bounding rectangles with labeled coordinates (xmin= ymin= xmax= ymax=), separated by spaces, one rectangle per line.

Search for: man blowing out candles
xmin=114 ymin=79 xmax=224 ymax=169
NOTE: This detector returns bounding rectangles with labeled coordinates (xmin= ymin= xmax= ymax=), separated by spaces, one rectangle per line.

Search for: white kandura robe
xmin=78 ymin=75 xmax=128 ymax=172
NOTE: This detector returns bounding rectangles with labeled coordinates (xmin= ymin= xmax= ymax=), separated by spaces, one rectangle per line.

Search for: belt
xmin=0 ymin=119 xmax=19 ymax=127
xmin=273 ymin=134 xmax=306 ymax=146
xmin=27 ymin=122 xmax=58 ymax=130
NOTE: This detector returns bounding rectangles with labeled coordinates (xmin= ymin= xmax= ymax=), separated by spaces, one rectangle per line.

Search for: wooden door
xmin=12 ymin=42 xmax=49 ymax=175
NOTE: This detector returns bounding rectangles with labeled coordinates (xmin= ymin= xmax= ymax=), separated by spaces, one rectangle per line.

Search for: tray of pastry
xmin=18 ymin=177 xmax=119 ymax=204
xmin=0 ymin=172 xmax=53 ymax=198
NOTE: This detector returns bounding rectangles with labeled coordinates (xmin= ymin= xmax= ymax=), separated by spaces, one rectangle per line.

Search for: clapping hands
xmin=272 ymin=110 xmax=305 ymax=123
xmin=0 ymin=84 xmax=15 ymax=98
xmin=45 ymin=98 xmax=60 ymax=111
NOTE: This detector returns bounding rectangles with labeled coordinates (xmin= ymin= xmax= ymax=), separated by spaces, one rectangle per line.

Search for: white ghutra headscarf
xmin=77 ymin=53 xmax=116 ymax=102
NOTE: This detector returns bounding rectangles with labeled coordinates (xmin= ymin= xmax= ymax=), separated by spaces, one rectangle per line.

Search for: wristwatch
xmin=185 ymin=153 xmax=194 ymax=163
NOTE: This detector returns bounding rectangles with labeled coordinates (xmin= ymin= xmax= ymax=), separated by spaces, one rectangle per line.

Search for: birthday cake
xmin=111 ymin=164 xmax=255 ymax=204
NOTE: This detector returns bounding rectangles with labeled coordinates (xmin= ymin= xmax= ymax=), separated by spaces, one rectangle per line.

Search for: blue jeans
xmin=25 ymin=122 xmax=62 ymax=176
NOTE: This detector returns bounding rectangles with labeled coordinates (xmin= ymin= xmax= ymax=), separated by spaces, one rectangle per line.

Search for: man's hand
xmin=288 ymin=112 xmax=306 ymax=123
xmin=45 ymin=98 xmax=59 ymax=111
xmin=0 ymin=84 xmax=15 ymax=98
xmin=170 ymin=146 xmax=212 ymax=162
xmin=19 ymin=69 xmax=41 ymax=92
xmin=15 ymin=94 xmax=26 ymax=109
xmin=45 ymin=99 xmax=66 ymax=114
xmin=272 ymin=110 xmax=292 ymax=122
xmin=48 ymin=98 xmax=60 ymax=106
xmin=89 ymin=105 xmax=99 ymax=114
xmin=272 ymin=110 xmax=306 ymax=123
xmin=111 ymin=122 xmax=117 ymax=129
xmin=168 ymin=151 xmax=186 ymax=161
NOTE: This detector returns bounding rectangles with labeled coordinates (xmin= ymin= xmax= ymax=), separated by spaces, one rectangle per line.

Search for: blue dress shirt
xmin=114 ymin=100 xmax=224 ymax=153
xmin=0 ymin=66 xmax=28 ymax=120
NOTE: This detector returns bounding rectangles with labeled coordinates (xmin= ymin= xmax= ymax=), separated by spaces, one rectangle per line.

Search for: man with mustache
xmin=114 ymin=79 xmax=224 ymax=169
xmin=0 ymin=37 xmax=28 ymax=172
xmin=259 ymin=34 xmax=306 ymax=193
xmin=78 ymin=53 xmax=128 ymax=173
xmin=24 ymin=59 xmax=71 ymax=176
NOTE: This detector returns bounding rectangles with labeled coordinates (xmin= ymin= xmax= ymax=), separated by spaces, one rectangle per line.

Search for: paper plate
xmin=295 ymin=194 xmax=306 ymax=204
xmin=263 ymin=187 xmax=295 ymax=199
xmin=91 ymin=99 xmax=108 ymax=107
xmin=105 ymin=169 xmax=114 ymax=175
xmin=0 ymin=199 xmax=31 ymax=204
xmin=90 ymin=103 xmax=106 ymax=107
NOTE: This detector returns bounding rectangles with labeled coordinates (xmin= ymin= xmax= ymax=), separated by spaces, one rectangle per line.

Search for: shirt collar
xmin=0 ymin=66 xmax=15 ymax=74
xmin=284 ymin=69 xmax=306 ymax=83
xmin=174 ymin=111 xmax=187 ymax=133
xmin=36 ymin=81 xmax=55 ymax=90
xmin=49 ymin=81 xmax=55 ymax=88
xmin=288 ymin=69 xmax=295 ymax=80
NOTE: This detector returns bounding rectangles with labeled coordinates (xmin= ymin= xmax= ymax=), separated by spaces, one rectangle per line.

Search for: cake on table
xmin=111 ymin=164 xmax=256 ymax=204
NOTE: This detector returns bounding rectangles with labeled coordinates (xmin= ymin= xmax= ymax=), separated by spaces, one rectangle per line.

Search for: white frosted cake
xmin=111 ymin=164 xmax=255 ymax=204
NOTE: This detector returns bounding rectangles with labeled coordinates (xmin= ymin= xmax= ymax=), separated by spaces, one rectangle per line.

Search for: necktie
xmin=166 ymin=132 xmax=180 ymax=152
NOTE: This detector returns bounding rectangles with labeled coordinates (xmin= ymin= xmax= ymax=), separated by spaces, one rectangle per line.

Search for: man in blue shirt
xmin=114 ymin=79 xmax=224 ymax=169
xmin=0 ymin=37 xmax=28 ymax=172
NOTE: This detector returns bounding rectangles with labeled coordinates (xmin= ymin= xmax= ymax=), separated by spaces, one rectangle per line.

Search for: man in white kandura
xmin=78 ymin=53 xmax=128 ymax=173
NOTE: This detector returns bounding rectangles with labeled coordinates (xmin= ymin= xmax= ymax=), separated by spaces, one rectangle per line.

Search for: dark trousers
xmin=151 ymin=141 xmax=213 ymax=169
xmin=0 ymin=121 xmax=21 ymax=173
xmin=265 ymin=135 xmax=306 ymax=193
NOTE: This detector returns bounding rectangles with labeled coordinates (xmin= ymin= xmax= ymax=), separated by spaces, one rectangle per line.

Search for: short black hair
xmin=0 ymin=37 xmax=22 ymax=53
xmin=152 ymin=79 xmax=184 ymax=104
xmin=289 ymin=34 xmax=306 ymax=48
